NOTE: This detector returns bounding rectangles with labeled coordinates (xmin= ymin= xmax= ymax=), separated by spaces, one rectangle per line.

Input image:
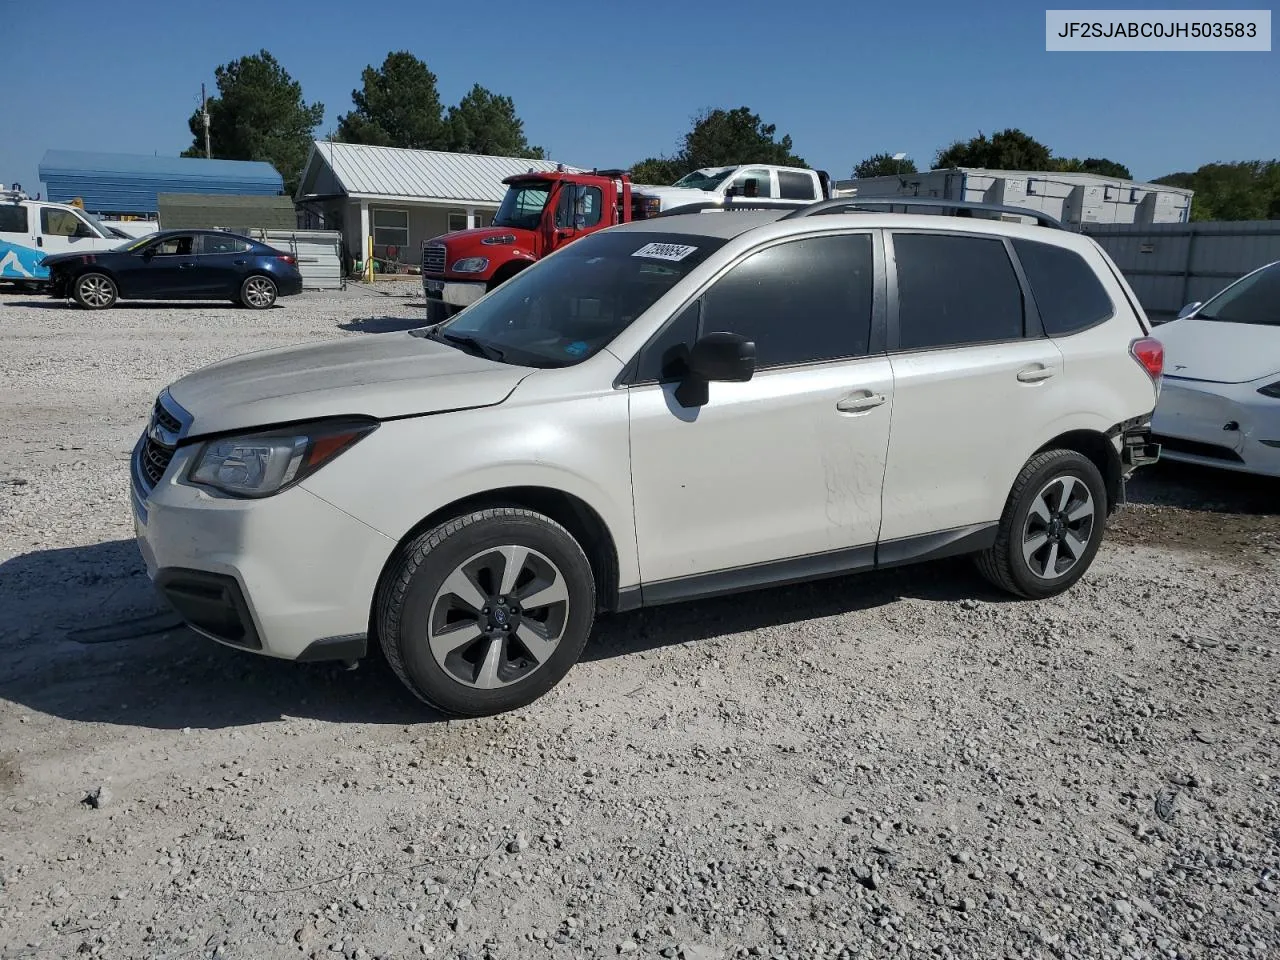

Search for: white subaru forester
xmin=131 ymin=200 xmax=1163 ymax=716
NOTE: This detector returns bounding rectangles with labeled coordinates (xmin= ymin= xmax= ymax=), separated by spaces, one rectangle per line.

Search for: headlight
xmin=187 ymin=418 xmax=377 ymax=498
xmin=452 ymin=257 xmax=489 ymax=273
xmin=1258 ymin=380 xmax=1280 ymax=398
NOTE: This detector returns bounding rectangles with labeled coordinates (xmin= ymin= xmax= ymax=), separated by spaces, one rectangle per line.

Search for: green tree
xmin=853 ymin=153 xmax=918 ymax=178
xmin=934 ymin=128 xmax=1054 ymax=171
xmin=630 ymin=157 xmax=684 ymax=185
xmin=183 ymin=50 xmax=323 ymax=195
xmin=1053 ymin=156 xmax=1132 ymax=178
xmin=630 ymin=106 xmax=807 ymax=183
xmin=445 ymin=84 xmax=544 ymax=159
xmin=1156 ymin=161 xmax=1280 ymax=221
xmin=334 ymin=51 xmax=447 ymax=149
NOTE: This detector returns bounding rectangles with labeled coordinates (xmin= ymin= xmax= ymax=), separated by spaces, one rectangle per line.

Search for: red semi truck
xmin=420 ymin=164 xmax=833 ymax=320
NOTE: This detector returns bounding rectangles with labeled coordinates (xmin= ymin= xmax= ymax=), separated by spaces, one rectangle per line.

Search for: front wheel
xmin=239 ymin=275 xmax=277 ymax=309
xmin=975 ymin=449 xmax=1107 ymax=599
xmin=376 ymin=507 xmax=596 ymax=717
xmin=73 ymin=273 xmax=117 ymax=310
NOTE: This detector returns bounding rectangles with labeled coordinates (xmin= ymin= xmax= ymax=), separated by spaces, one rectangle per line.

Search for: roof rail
xmin=782 ymin=197 xmax=1065 ymax=229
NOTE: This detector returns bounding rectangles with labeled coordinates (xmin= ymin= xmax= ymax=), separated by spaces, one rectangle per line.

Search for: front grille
xmin=1150 ymin=434 xmax=1245 ymax=463
xmin=141 ymin=437 xmax=175 ymax=487
xmin=153 ymin=397 xmax=182 ymax=436
xmin=422 ymin=243 xmax=446 ymax=274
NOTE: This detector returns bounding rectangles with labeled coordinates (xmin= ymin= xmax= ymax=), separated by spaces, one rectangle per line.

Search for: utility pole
xmin=201 ymin=83 xmax=212 ymax=159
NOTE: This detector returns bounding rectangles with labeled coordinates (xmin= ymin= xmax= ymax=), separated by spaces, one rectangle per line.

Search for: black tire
xmin=975 ymin=449 xmax=1107 ymax=599
xmin=72 ymin=272 xmax=117 ymax=310
xmin=239 ymin=275 xmax=277 ymax=309
xmin=376 ymin=507 xmax=596 ymax=717
xmin=424 ymin=298 xmax=451 ymax=324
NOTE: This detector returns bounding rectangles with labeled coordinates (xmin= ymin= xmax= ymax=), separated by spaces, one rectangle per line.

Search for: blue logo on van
xmin=0 ymin=240 xmax=49 ymax=280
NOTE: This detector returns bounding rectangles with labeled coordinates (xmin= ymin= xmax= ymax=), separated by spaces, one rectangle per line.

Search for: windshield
xmin=671 ymin=167 xmax=736 ymax=191
xmin=492 ymin=181 xmax=553 ymax=229
xmin=432 ymin=230 xmax=727 ymax=368
xmin=114 ymin=234 xmax=154 ymax=252
xmin=1196 ymin=262 xmax=1280 ymax=326
xmin=80 ymin=211 xmax=116 ymax=239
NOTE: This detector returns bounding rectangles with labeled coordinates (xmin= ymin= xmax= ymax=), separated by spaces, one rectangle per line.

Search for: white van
xmin=0 ymin=188 xmax=121 ymax=284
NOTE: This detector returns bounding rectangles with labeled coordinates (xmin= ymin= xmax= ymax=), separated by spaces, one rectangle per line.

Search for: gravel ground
xmin=1 ymin=289 xmax=1277 ymax=960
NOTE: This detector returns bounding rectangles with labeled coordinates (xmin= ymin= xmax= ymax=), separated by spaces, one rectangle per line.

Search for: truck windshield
xmin=492 ymin=181 xmax=552 ymax=230
xmin=671 ymin=167 xmax=736 ymax=191
xmin=432 ymin=230 xmax=727 ymax=368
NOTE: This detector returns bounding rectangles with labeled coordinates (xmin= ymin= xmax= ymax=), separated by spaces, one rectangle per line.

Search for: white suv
xmin=131 ymin=200 xmax=1163 ymax=716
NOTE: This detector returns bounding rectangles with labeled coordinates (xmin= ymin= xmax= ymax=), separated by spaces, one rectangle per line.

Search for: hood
xmin=1157 ymin=317 xmax=1280 ymax=384
xmin=167 ymin=332 xmax=533 ymax=437
xmin=41 ymin=251 xmax=104 ymax=267
xmin=630 ymin=185 xmax=719 ymax=211
xmin=431 ymin=226 xmax=536 ymax=248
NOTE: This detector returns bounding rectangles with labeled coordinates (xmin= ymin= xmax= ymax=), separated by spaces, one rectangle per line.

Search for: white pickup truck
xmin=631 ymin=164 xmax=834 ymax=216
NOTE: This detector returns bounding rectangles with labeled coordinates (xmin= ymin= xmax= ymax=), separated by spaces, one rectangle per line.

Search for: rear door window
xmin=778 ymin=171 xmax=817 ymax=200
xmin=202 ymin=234 xmax=252 ymax=255
xmin=0 ymin=205 xmax=28 ymax=233
xmin=892 ymin=233 xmax=1025 ymax=350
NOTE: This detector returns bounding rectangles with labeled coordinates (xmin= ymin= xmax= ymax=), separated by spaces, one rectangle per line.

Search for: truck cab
xmin=629 ymin=164 xmax=832 ymax=217
xmin=0 ymin=188 xmax=121 ymax=286
xmin=421 ymin=169 xmax=634 ymax=321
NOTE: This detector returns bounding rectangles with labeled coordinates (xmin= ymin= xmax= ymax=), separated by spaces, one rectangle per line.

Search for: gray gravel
xmin=1 ymin=288 xmax=1278 ymax=960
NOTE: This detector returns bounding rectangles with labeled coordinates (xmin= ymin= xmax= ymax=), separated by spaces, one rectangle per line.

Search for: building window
xmin=372 ymin=208 xmax=409 ymax=249
xmin=448 ymin=211 xmax=485 ymax=231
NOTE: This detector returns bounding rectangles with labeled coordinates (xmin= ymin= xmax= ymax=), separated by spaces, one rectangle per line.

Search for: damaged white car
xmin=1151 ymin=259 xmax=1280 ymax=477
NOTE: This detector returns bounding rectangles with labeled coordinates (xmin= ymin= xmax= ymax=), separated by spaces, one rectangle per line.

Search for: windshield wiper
xmin=430 ymin=328 xmax=506 ymax=362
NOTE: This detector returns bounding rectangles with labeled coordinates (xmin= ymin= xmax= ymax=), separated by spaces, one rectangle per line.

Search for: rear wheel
xmin=72 ymin=273 xmax=117 ymax=310
xmin=976 ymin=449 xmax=1106 ymax=599
xmin=239 ymin=275 xmax=277 ymax=309
xmin=376 ymin=508 xmax=596 ymax=717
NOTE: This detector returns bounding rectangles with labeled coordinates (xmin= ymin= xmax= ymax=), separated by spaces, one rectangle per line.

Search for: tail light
xmin=276 ymin=254 xmax=297 ymax=265
xmin=1129 ymin=337 xmax=1164 ymax=384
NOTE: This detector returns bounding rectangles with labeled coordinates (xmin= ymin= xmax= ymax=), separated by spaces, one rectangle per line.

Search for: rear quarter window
xmin=0 ymin=205 xmax=28 ymax=233
xmin=1013 ymin=239 xmax=1114 ymax=336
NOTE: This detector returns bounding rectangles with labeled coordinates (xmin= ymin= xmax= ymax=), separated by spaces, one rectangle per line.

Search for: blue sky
xmin=2 ymin=0 xmax=1275 ymax=193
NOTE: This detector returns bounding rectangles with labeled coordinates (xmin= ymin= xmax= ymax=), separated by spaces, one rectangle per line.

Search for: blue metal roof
xmin=39 ymin=150 xmax=284 ymax=215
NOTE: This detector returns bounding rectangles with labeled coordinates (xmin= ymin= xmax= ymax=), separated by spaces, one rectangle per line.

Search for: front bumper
xmin=423 ymin=277 xmax=485 ymax=309
xmin=131 ymin=438 xmax=397 ymax=661
xmin=1151 ymin=377 xmax=1280 ymax=478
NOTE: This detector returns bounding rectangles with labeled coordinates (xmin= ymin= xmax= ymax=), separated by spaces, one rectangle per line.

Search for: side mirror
xmin=674 ymin=332 xmax=755 ymax=407
xmin=1176 ymin=301 xmax=1202 ymax=320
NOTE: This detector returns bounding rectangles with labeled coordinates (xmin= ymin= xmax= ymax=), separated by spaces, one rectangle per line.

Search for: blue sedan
xmin=42 ymin=229 xmax=305 ymax=310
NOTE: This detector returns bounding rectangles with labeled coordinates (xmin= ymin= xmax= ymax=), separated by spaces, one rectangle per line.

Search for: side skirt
xmin=625 ymin=523 xmax=997 ymax=610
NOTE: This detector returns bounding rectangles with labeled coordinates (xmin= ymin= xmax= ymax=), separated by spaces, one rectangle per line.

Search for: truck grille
xmin=422 ymin=243 xmax=446 ymax=274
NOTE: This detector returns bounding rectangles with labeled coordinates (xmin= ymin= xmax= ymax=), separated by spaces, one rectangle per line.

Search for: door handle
xmin=836 ymin=391 xmax=887 ymax=414
xmin=178 ymin=262 xmax=196 ymax=269
xmin=1016 ymin=365 xmax=1055 ymax=383
xmin=233 ymin=259 xmax=247 ymax=266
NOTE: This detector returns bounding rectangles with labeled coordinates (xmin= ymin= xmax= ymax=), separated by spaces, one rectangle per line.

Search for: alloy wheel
xmin=427 ymin=545 xmax=571 ymax=689
xmin=244 ymin=277 xmax=275 ymax=307
xmin=1022 ymin=475 xmax=1096 ymax=580
xmin=78 ymin=276 xmax=113 ymax=308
